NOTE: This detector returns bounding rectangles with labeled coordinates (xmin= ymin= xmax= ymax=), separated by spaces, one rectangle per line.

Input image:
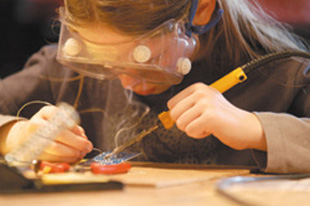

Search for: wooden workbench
xmin=1 ymin=163 xmax=310 ymax=206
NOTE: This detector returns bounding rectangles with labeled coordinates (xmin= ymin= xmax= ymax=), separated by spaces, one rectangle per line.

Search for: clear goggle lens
xmin=57 ymin=18 xmax=199 ymax=85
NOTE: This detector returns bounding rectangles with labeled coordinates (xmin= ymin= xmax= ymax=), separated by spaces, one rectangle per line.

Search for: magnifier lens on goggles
xmin=56 ymin=18 xmax=199 ymax=85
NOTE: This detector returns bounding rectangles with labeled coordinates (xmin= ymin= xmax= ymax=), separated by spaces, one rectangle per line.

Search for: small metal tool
xmin=103 ymin=124 xmax=159 ymax=160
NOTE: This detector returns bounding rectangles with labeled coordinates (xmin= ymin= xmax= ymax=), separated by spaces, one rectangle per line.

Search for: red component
xmin=91 ymin=162 xmax=132 ymax=175
xmin=40 ymin=161 xmax=71 ymax=173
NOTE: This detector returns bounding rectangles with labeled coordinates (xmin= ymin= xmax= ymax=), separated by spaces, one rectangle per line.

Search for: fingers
xmin=29 ymin=105 xmax=93 ymax=163
xmin=168 ymin=83 xmax=209 ymax=121
xmin=33 ymin=105 xmax=82 ymax=132
xmin=167 ymin=83 xmax=198 ymax=109
xmin=55 ymin=129 xmax=93 ymax=153
xmin=38 ymin=130 xmax=92 ymax=163
xmin=175 ymin=103 xmax=201 ymax=131
xmin=175 ymin=103 xmax=211 ymax=138
xmin=169 ymin=94 xmax=196 ymax=121
xmin=32 ymin=110 xmax=90 ymax=150
xmin=71 ymin=125 xmax=87 ymax=139
xmin=37 ymin=131 xmax=92 ymax=163
xmin=44 ymin=141 xmax=82 ymax=158
xmin=33 ymin=105 xmax=58 ymax=120
xmin=185 ymin=114 xmax=212 ymax=139
xmin=167 ymin=83 xmax=221 ymax=138
xmin=168 ymin=83 xmax=218 ymax=110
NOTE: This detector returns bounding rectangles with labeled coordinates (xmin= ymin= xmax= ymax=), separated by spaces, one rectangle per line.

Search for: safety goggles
xmin=57 ymin=14 xmax=199 ymax=85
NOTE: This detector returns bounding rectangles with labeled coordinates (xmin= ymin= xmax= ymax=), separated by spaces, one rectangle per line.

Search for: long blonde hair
xmin=63 ymin=0 xmax=308 ymax=67
xmin=202 ymin=0 xmax=308 ymax=66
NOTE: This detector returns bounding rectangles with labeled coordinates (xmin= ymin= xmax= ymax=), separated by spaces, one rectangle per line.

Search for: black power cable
xmin=242 ymin=51 xmax=310 ymax=75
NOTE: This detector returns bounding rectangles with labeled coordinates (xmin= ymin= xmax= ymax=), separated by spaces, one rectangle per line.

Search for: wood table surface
xmin=1 ymin=163 xmax=310 ymax=206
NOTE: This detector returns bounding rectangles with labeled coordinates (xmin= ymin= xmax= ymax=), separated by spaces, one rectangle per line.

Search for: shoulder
xmin=23 ymin=44 xmax=59 ymax=69
xmin=278 ymin=56 xmax=310 ymax=82
xmin=252 ymin=55 xmax=310 ymax=84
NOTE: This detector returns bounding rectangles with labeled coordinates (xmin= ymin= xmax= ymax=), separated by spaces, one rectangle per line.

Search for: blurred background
xmin=0 ymin=0 xmax=62 ymax=78
xmin=0 ymin=0 xmax=310 ymax=78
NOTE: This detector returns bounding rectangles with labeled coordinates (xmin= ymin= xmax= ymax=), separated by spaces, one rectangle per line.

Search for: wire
xmin=92 ymin=147 xmax=102 ymax=154
xmin=73 ymin=75 xmax=84 ymax=109
xmin=242 ymin=51 xmax=310 ymax=74
xmin=16 ymin=100 xmax=52 ymax=119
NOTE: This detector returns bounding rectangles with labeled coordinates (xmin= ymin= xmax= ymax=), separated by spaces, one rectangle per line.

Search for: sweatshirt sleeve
xmin=252 ymin=61 xmax=310 ymax=173
xmin=0 ymin=45 xmax=58 ymax=116
xmin=254 ymin=112 xmax=310 ymax=173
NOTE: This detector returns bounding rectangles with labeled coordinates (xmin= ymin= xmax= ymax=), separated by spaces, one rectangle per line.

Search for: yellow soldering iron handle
xmin=158 ymin=67 xmax=247 ymax=129
xmin=209 ymin=67 xmax=247 ymax=93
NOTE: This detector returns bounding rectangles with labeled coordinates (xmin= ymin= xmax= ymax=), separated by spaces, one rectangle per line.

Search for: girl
xmin=1 ymin=0 xmax=309 ymax=173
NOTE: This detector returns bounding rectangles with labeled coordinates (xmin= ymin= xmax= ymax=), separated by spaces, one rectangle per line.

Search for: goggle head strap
xmin=186 ymin=0 xmax=224 ymax=37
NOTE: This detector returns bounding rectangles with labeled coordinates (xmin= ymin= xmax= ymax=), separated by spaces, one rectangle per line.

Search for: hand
xmin=167 ymin=83 xmax=266 ymax=151
xmin=4 ymin=105 xmax=93 ymax=163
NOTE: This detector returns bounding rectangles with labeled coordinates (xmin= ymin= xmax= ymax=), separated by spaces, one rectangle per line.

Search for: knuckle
xmin=167 ymin=100 xmax=174 ymax=109
xmin=40 ymin=105 xmax=56 ymax=113
xmin=80 ymin=141 xmax=89 ymax=150
xmin=196 ymin=98 xmax=209 ymax=108
xmin=33 ymin=105 xmax=57 ymax=120
xmin=80 ymin=140 xmax=92 ymax=151
xmin=47 ymin=141 xmax=58 ymax=151
xmin=66 ymin=148 xmax=80 ymax=158
xmin=192 ymin=89 xmax=208 ymax=101
xmin=191 ymin=82 xmax=205 ymax=90
xmin=176 ymin=119 xmax=185 ymax=131
xmin=169 ymin=109 xmax=177 ymax=120
xmin=78 ymin=126 xmax=85 ymax=134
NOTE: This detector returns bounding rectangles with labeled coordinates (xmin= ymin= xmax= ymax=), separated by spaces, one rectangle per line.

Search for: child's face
xmin=77 ymin=25 xmax=173 ymax=95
